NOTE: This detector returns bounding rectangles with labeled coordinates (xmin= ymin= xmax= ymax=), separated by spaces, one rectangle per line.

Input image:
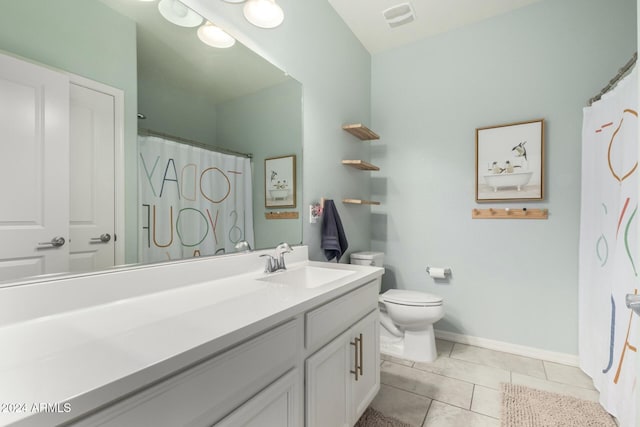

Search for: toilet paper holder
xmin=426 ymin=267 xmax=451 ymax=278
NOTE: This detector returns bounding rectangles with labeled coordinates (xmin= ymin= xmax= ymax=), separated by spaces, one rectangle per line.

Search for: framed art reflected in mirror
xmin=265 ymin=155 xmax=296 ymax=208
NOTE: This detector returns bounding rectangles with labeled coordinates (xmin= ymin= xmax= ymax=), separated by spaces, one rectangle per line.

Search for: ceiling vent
xmin=382 ymin=3 xmax=415 ymax=28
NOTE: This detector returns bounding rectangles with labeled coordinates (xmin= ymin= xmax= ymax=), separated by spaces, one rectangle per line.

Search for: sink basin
xmin=258 ymin=266 xmax=355 ymax=288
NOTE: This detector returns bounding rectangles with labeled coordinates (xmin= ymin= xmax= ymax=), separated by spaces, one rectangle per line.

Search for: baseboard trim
xmin=434 ymin=330 xmax=579 ymax=367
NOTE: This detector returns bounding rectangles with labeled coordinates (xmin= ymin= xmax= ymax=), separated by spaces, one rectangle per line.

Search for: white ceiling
xmin=327 ymin=0 xmax=546 ymax=54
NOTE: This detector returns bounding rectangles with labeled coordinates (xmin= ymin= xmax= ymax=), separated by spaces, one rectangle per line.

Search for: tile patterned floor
xmin=369 ymin=339 xmax=602 ymax=427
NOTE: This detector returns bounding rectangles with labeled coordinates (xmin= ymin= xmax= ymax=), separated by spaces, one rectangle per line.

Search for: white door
xmin=68 ymin=83 xmax=115 ymax=272
xmin=0 ymin=52 xmax=69 ymax=282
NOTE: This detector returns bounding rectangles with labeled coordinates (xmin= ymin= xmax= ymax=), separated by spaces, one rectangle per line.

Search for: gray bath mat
xmin=501 ymin=383 xmax=616 ymax=426
xmin=355 ymin=407 xmax=413 ymax=427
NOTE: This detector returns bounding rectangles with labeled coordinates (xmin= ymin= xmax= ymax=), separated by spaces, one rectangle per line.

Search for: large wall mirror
xmin=0 ymin=0 xmax=302 ymax=285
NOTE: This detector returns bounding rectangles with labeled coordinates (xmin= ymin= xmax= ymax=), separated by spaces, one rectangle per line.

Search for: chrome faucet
xmin=234 ymin=240 xmax=253 ymax=253
xmin=260 ymin=254 xmax=278 ymax=273
xmin=275 ymin=242 xmax=293 ymax=270
xmin=260 ymin=242 xmax=293 ymax=273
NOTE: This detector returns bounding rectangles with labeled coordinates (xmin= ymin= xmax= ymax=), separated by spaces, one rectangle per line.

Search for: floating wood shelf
xmin=341 ymin=160 xmax=380 ymax=171
xmin=472 ymin=208 xmax=548 ymax=220
xmin=342 ymin=124 xmax=380 ymax=141
xmin=343 ymin=199 xmax=380 ymax=206
xmin=265 ymin=211 xmax=299 ymax=220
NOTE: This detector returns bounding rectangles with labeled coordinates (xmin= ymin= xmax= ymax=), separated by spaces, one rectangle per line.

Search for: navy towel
xmin=321 ymin=199 xmax=348 ymax=262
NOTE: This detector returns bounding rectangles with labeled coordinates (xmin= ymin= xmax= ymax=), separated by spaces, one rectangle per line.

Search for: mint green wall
xmin=138 ymin=75 xmax=218 ymax=146
xmin=0 ymin=0 xmax=139 ymax=263
xmin=183 ymin=0 xmax=373 ymax=262
xmin=216 ymin=80 xmax=303 ymax=249
xmin=371 ymin=0 xmax=636 ymax=354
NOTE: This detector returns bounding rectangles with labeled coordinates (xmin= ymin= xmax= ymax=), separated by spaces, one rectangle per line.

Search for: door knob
xmin=90 ymin=233 xmax=111 ymax=243
xmin=38 ymin=236 xmax=66 ymax=248
xmin=626 ymin=294 xmax=640 ymax=316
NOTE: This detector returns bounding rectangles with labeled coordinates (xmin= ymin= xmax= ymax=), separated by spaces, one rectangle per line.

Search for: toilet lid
xmin=380 ymin=289 xmax=443 ymax=306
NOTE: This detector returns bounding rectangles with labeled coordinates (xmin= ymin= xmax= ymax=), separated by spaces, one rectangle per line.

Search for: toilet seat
xmin=380 ymin=289 xmax=443 ymax=307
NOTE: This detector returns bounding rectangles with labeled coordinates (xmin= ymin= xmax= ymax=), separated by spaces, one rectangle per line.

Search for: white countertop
xmin=0 ymin=249 xmax=383 ymax=426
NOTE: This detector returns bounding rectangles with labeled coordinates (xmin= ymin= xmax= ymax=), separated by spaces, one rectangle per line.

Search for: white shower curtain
xmin=579 ymin=67 xmax=638 ymax=426
xmin=138 ymin=135 xmax=254 ymax=263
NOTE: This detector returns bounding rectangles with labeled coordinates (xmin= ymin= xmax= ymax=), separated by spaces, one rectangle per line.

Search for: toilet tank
xmin=350 ymin=251 xmax=384 ymax=267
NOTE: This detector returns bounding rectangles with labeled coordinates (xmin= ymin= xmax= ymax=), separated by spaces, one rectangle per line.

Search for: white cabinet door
xmin=214 ymin=369 xmax=300 ymax=427
xmin=0 ymin=52 xmax=69 ymax=281
xmin=305 ymin=330 xmax=350 ymax=427
xmin=306 ymin=309 xmax=380 ymax=427
xmin=69 ymin=83 xmax=115 ymax=273
xmin=349 ymin=310 xmax=380 ymax=423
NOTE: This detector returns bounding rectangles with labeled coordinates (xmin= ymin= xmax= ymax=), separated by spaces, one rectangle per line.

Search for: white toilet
xmin=350 ymin=252 xmax=444 ymax=363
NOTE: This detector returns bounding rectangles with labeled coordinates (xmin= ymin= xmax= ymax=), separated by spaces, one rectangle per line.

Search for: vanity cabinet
xmin=304 ymin=280 xmax=380 ymax=427
xmin=71 ymin=319 xmax=302 ymax=427
xmin=68 ymin=277 xmax=381 ymax=427
xmin=305 ymin=310 xmax=379 ymax=427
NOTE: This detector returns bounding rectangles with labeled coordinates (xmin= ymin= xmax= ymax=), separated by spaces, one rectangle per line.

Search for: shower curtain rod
xmin=587 ymin=52 xmax=637 ymax=106
xmin=138 ymin=128 xmax=253 ymax=159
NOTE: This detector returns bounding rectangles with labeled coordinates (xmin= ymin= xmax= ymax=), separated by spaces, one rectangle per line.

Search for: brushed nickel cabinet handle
xmin=350 ymin=337 xmax=360 ymax=381
xmin=358 ymin=333 xmax=364 ymax=376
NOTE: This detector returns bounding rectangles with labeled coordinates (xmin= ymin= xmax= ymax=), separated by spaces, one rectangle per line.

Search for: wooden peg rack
xmin=472 ymin=208 xmax=548 ymax=220
xmin=265 ymin=211 xmax=299 ymax=220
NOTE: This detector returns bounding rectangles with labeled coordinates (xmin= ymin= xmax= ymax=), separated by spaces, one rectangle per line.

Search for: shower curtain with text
xmin=579 ymin=66 xmax=638 ymax=426
xmin=138 ymin=135 xmax=254 ymax=263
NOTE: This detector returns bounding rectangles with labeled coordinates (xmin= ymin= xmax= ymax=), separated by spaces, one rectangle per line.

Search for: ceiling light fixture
xmin=197 ymin=22 xmax=236 ymax=48
xmin=243 ymin=0 xmax=284 ymax=29
xmin=158 ymin=0 xmax=203 ymax=28
xmin=222 ymin=0 xmax=246 ymax=3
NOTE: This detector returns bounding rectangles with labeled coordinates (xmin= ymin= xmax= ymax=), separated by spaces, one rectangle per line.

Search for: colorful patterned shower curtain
xmin=138 ymin=135 xmax=254 ymax=263
xmin=579 ymin=67 xmax=638 ymax=426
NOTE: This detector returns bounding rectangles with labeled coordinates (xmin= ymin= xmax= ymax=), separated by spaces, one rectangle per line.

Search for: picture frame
xmin=475 ymin=119 xmax=544 ymax=202
xmin=265 ymin=155 xmax=296 ymax=208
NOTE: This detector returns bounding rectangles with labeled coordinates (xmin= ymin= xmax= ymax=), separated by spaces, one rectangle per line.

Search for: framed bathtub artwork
xmin=475 ymin=119 xmax=545 ymax=202
xmin=265 ymin=155 xmax=296 ymax=208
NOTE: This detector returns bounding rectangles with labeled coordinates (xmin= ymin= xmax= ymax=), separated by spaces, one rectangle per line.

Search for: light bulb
xmin=243 ymin=0 xmax=284 ymax=29
xmin=197 ymin=22 xmax=236 ymax=48
xmin=158 ymin=0 xmax=203 ymax=28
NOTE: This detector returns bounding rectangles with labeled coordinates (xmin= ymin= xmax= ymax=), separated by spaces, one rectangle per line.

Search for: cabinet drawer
xmin=73 ymin=318 xmax=301 ymax=427
xmin=305 ymin=280 xmax=379 ymax=353
xmin=214 ymin=369 xmax=300 ymax=427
